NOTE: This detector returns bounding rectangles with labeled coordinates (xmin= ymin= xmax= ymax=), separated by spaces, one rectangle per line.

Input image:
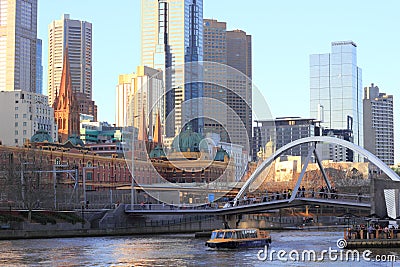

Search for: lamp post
xmin=130 ymin=115 xmax=139 ymax=211
xmin=131 ymin=130 xmax=135 ymax=211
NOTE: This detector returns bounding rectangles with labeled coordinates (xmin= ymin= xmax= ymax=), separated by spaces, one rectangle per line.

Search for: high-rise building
xmin=310 ymin=41 xmax=363 ymax=162
xmin=202 ymin=21 xmax=253 ymax=159
xmin=48 ymin=14 xmax=92 ymax=107
xmin=115 ymin=66 xmax=164 ymax=138
xmin=36 ymin=38 xmax=43 ymax=94
xmin=141 ymin=0 xmax=203 ymax=136
xmin=203 ymin=19 xmax=228 ymax=141
xmin=226 ymin=29 xmax=252 ymax=157
xmin=0 ymin=0 xmax=38 ymax=92
xmin=363 ymin=83 xmax=394 ymax=165
xmin=116 ymin=73 xmax=136 ymax=128
xmin=227 ymin=30 xmax=252 ymax=79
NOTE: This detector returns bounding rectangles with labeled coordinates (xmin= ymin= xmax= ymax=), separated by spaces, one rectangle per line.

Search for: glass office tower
xmin=310 ymin=41 xmax=363 ymax=161
xmin=0 ymin=0 xmax=38 ymax=92
xmin=141 ymin=0 xmax=203 ymax=137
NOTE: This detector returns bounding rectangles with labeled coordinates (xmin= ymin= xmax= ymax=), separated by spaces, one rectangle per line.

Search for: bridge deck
xmin=125 ymin=197 xmax=371 ymax=215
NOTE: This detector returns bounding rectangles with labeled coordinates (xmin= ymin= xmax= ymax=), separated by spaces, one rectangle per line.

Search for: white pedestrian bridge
xmin=126 ymin=136 xmax=399 ymax=216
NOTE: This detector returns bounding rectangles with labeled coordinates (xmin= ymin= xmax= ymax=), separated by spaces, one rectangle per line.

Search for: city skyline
xmin=36 ymin=0 xmax=399 ymax=163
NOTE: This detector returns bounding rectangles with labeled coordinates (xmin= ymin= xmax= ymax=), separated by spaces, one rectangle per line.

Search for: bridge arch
xmin=234 ymin=136 xmax=400 ymax=205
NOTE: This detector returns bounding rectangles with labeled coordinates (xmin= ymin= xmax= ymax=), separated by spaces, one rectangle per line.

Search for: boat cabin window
xmin=241 ymin=229 xmax=257 ymax=239
xmin=232 ymin=232 xmax=237 ymax=239
xmin=237 ymin=232 xmax=244 ymax=239
xmin=211 ymin=232 xmax=217 ymax=239
xmin=224 ymin=231 xmax=233 ymax=239
xmin=216 ymin=231 xmax=224 ymax=239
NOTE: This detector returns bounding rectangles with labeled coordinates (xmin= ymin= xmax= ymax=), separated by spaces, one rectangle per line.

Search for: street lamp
xmin=131 ymin=115 xmax=139 ymax=211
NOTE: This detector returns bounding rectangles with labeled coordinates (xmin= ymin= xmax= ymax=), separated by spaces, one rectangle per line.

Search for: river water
xmin=0 ymin=230 xmax=399 ymax=266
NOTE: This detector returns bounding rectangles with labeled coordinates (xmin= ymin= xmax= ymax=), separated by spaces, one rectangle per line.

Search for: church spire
xmin=55 ymin=46 xmax=73 ymax=110
xmin=53 ymin=46 xmax=80 ymax=143
xmin=153 ymin=110 xmax=162 ymax=145
xmin=138 ymin=106 xmax=148 ymax=142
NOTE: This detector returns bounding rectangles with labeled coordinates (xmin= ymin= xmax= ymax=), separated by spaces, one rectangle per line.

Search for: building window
xmin=15 ymin=130 xmax=18 ymax=135
xmin=20 ymin=1 xmax=32 ymax=29
xmin=15 ymin=122 xmax=18 ymax=127
xmin=15 ymin=114 xmax=18 ymax=119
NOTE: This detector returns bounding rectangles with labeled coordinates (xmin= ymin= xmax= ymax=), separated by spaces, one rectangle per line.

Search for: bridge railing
xmin=233 ymin=190 xmax=371 ymax=206
xmin=125 ymin=203 xmax=219 ymax=212
xmin=124 ymin=191 xmax=371 ymax=212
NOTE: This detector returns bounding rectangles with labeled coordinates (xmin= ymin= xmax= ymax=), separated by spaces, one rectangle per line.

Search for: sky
xmin=38 ymin=0 xmax=400 ymax=163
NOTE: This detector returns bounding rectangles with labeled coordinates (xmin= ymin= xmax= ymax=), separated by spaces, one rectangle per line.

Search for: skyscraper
xmin=141 ymin=0 xmax=203 ymax=136
xmin=203 ymin=19 xmax=228 ymax=141
xmin=115 ymin=66 xmax=164 ymax=137
xmin=202 ymin=21 xmax=253 ymax=158
xmin=310 ymin=41 xmax=363 ymax=162
xmin=36 ymin=38 xmax=43 ymax=94
xmin=116 ymin=73 xmax=136 ymax=128
xmin=226 ymin=29 xmax=252 ymax=157
xmin=48 ymin=14 xmax=92 ymax=106
xmin=363 ymin=83 xmax=394 ymax=165
xmin=0 ymin=0 xmax=38 ymax=92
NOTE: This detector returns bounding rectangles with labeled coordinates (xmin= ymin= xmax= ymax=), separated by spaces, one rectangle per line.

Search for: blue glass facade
xmin=141 ymin=0 xmax=203 ymax=137
xmin=310 ymin=41 xmax=363 ymax=161
xmin=184 ymin=0 xmax=203 ymax=134
xmin=36 ymin=38 xmax=43 ymax=95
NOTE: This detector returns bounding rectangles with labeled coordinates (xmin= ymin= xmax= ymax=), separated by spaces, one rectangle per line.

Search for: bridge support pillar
xmin=223 ymin=214 xmax=242 ymax=229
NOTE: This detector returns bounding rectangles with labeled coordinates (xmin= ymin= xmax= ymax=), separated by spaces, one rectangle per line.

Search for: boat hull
xmin=205 ymin=238 xmax=271 ymax=249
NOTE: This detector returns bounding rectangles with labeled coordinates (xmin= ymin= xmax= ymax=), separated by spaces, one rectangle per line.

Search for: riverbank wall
xmin=0 ymin=205 xmax=363 ymax=240
xmin=0 ymin=206 xmax=224 ymax=240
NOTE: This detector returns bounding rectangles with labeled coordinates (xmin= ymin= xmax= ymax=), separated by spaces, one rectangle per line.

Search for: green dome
xmin=67 ymin=134 xmax=84 ymax=147
xmin=214 ymin=147 xmax=229 ymax=162
xmin=149 ymin=145 xmax=166 ymax=158
xmin=31 ymin=129 xmax=53 ymax=143
xmin=172 ymin=126 xmax=207 ymax=152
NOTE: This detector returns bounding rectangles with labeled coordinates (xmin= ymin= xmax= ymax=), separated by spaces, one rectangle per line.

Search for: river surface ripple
xmin=0 ymin=230 xmax=399 ymax=266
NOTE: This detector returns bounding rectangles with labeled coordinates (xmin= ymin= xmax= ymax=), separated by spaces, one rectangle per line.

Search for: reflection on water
xmin=0 ymin=231 xmax=399 ymax=266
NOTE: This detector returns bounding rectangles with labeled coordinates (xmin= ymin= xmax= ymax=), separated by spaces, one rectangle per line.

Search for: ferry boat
xmin=205 ymin=228 xmax=271 ymax=249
